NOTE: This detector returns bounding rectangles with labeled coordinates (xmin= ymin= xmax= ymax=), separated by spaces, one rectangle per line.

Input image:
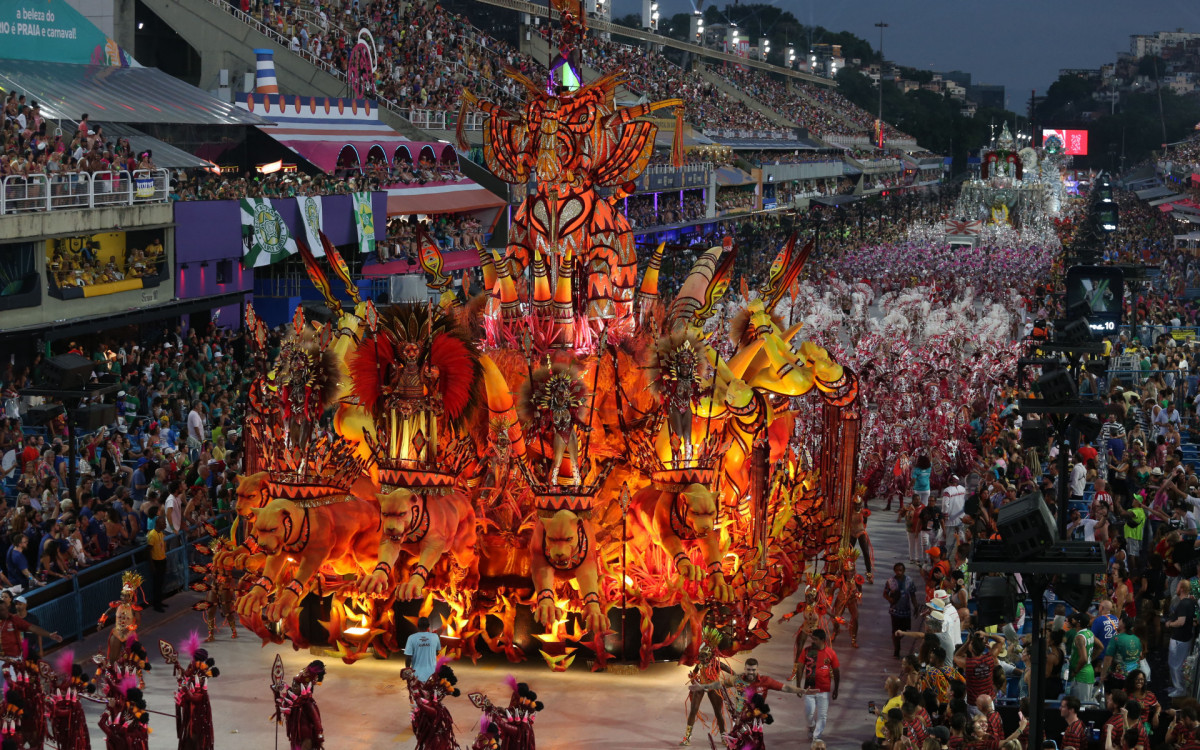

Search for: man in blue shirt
xmin=403 ymin=616 xmax=441 ymax=682
xmin=6 ymin=535 xmax=33 ymax=589
xmin=130 ymin=462 xmax=149 ymax=503
xmin=1090 ymin=601 xmax=1118 ymax=664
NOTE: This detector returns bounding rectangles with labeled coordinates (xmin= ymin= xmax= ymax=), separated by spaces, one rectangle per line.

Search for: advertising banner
xmin=240 ymin=198 xmax=297 ymax=267
xmin=352 ymin=192 xmax=376 ymax=256
xmin=298 ymin=194 xmax=325 ymax=256
xmin=1042 ymin=129 xmax=1089 ymax=156
xmin=0 ymin=0 xmax=134 ymax=65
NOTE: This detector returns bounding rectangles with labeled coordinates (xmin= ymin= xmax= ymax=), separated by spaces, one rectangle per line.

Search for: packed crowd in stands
xmin=535 ymin=26 xmax=793 ymax=138
xmin=748 ymin=150 xmax=845 ymax=166
xmin=839 ymin=181 xmax=1200 ymax=750
xmin=48 ymin=238 xmax=165 ymax=291
xmin=166 ymin=151 xmax=464 ymax=203
xmin=349 ymin=149 xmax=465 ymax=185
xmin=236 ymin=0 xmax=540 ymax=114
xmin=624 ymin=191 xmax=708 ymax=230
xmin=2 ymin=98 xmax=158 ymax=195
xmin=847 ymin=147 xmax=900 ymax=164
xmin=168 ymin=170 xmax=379 ymax=201
xmin=0 ymin=327 xmax=258 ymax=595
xmin=715 ymin=66 xmax=913 ymax=142
xmin=380 ymin=212 xmax=485 ymax=261
xmin=715 ymin=186 xmax=757 ymax=214
xmin=1165 ymin=135 xmax=1200 ymax=172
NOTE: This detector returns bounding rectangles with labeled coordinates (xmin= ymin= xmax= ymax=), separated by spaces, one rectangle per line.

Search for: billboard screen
xmin=1043 ymin=129 xmax=1089 ymax=156
xmin=1065 ymin=264 xmax=1123 ymax=331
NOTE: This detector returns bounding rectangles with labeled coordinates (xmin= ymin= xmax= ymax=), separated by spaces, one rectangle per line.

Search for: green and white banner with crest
xmin=352 ymin=192 xmax=376 ymax=256
xmin=298 ymin=194 xmax=325 ymax=256
xmin=240 ymin=197 xmax=297 ymax=267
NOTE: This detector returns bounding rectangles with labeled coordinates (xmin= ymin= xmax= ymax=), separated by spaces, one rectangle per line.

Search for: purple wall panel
xmin=173 ymin=201 xmax=243 ymax=263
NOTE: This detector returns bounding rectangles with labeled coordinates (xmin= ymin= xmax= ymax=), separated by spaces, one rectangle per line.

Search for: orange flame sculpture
xmin=229 ymin=10 xmax=862 ymax=672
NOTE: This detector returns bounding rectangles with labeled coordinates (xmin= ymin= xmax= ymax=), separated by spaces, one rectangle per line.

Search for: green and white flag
xmin=298 ymin=194 xmax=325 ymax=256
xmin=240 ymin=197 xmax=297 ymax=267
xmin=352 ymin=192 xmax=376 ymax=256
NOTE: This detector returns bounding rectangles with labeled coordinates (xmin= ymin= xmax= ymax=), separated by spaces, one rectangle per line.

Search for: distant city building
xmin=1131 ymin=29 xmax=1200 ymax=57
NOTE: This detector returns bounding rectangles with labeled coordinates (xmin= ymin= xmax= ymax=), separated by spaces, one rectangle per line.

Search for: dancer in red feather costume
xmin=402 ymin=662 xmax=462 ymax=750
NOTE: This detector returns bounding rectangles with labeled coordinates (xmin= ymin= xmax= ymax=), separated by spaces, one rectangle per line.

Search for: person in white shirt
xmin=931 ymin=589 xmax=961 ymax=647
xmin=1069 ymin=459 xmax=1087 ymax=500
xmin=187 ymin=401 xmax=205 ymax=455
xmin=0 ymin=446 xmax=17 ymax=481
xmin=164 ymin=482 xmax=183 ymax=533
xmin=1066 ymin=509 xmax=1099 ymax=541
xmin=1178 ymin=484 xmax=1200 ymax=531
xmin=941 ymin=479 xmax=966 ymax=553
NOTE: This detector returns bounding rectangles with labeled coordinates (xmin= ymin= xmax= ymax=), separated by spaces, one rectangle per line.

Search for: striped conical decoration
xmin=253 ymin=48 xmax=279 ymax=95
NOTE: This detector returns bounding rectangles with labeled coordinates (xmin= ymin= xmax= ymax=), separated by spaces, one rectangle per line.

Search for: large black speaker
xmin=1052 ymin=573 xmax=1097 ymax=614
xmin=73 ymin=404 xmax=116 ymax=431
xmin=976 ymin=575 xmax=1019 ymax=628
xmin=997 ymin=491 xmax=1058 ymax=560
xmin=43 ymin=354 xmax=94 ymax=390
xmin=23 ymin=404 xmax=65 ymax=426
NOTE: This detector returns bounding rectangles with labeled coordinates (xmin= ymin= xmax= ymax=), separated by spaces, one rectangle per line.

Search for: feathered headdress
xmin=647 ymin=329 xmax=711 ymax=401
xmin=121 ymin=571 xmax=143 ymax=595
xmin=179 ymin=632 xmax=202 ymax=665
xmin=347 ymin=303 xmax=482 ymax=430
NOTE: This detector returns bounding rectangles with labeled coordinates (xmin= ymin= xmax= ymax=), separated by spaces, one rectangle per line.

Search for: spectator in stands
xmin=146 ymin=506 xmax=167 ymax=613
xmin=0 ymin=597 xmax=60 ymax=657
xmin=5 ymin=533 xmax=35 ymax=589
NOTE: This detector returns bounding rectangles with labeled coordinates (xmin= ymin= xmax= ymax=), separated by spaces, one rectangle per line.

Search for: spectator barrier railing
xmin=398 ymin=109 xmax=484 ymax=133
xmin=1 ymin=170 xmax=169 ymax=216
xmin=24 ymin=521 xmax=222 ymax=646
xmin=207 ymin=0 xmax=493 ymax=147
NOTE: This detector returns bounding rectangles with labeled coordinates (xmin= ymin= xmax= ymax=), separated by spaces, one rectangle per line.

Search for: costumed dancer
xmin=192 ymin=540 xmax=238 ymax=643
xmin=829 ymin=549 xmax=864 ymax=648
xmin=468 ymin=676 xmax=544 ymax=750
xmin=848 ymin=490 xmax=875 ymax=584
xmin=402 ymin=660 xmax=462 ymax=750
xmin=274 ymin=660 xmax=325 ymax=750
xmin=887 ymin=451 xmax=911 ymax=511
xmin=97 ymin=677 xmax=150 ymax=750
xmin=170 ymin=634 xmax=219 ymax=750
xmin=723 ymin=693 xmax=773 ymax=750
xmin=784 ymin=573 xmax=834 ymax=654
xmin=471 ymin=717 xmax=502 ymax=750
xmin=680 ymin=628 xmax=730 ymax=746
xmin=4 ymin=647 xmax=47 ymax=750
xmin=47 ymin=650 xmax=95 ymax=750
xmin=97 ymin=572 xmax=143 ymax=663
xmin=0 ymin=689 xmax=27 ymax=748
xmin=95 ymin=637 xmax=152 ymax=693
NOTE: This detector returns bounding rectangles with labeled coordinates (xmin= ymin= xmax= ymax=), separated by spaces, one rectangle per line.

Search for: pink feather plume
xmin=435 ymin=655 xmax=451 ymax=673
xmin=117 ymin=674 xmax=138 ymax=696
xmin=479 ymin=715 xmax=492 ymax=733
xmin=53 ymin=649 xmax=75 ymax=677
xmin=504 ymin=674 xmax=518 ymax=692
xmin=179 ymin=631 xmax=202 ymax=663
xmin=743 ymin=687 xmax=754 ymax=702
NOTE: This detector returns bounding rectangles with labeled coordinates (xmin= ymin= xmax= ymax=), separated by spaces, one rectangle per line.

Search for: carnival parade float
xmin=216 ymin=0 xmax=862 ymax=673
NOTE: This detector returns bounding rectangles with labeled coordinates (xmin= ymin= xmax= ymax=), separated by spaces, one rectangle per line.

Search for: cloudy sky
xmin=610 ymin=0 xmax=1200 ymax=108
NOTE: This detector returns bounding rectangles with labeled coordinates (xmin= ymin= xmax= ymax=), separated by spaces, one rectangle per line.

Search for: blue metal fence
xmin=25 ymin=529 xmax=208 ymax=644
